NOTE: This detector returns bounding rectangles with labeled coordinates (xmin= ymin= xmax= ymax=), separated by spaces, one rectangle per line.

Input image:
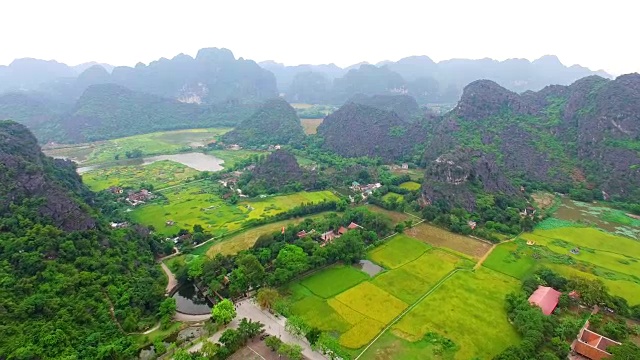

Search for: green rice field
xmin=82 ymin=160 xmax=199 ymax=191
xmin=285 ymin=233 xmax=517 ymax=358
xmin=130 ymin=181 xmax=339 ymax=236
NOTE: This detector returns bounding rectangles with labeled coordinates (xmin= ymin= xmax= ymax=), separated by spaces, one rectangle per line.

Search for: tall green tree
xmin=211 ymin=299 xmax=236 ymax=325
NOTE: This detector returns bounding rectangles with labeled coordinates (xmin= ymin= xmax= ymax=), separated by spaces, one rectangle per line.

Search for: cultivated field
xmin=483 ymin=225 xmax=640 ymax=305
xmin=44 ymin=128 xmax=231 ymax=165
xmin=364 ymin=205 xmax=414 ymax=225
xmin=82 ymin=160 xmax=199 ymax=191
xmin=399 ymin=181 xmax=421 ymax=191
xmin=388 ymin=268 xmax=520 ymax=359
xmin=301 ymin=118 xmax=324 ymax=135
xmin=405 ymin=223 xmax=492 ymax=260
xmin=131 ymin=180 xmax=338 ymax=236
xmin=285 ymin=233 xmax=515 ymax=358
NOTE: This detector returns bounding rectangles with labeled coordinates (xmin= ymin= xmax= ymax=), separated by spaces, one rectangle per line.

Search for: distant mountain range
xmin=0 ymin=48 xmax=616 ymax=144
xmin=262 ymin=55 xmax=611 ymax=104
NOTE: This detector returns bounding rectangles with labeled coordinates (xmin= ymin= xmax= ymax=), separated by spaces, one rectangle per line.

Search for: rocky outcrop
xmin=0 ymin=120 xmax=95 ymax=231
xmin=421 ymin=149 xmax=519 ymax=210
xmin=422 ymin=73 xmax=640 ymax=204
xmin=318 ymin=102 xmax=426 ymax=161
xmin=348 ymin=94 xmax=421 ymax=122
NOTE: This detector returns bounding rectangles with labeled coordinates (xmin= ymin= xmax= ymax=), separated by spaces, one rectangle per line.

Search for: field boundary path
xmin=473 ymin=233 xmax=520 ymax=270
xmin=161 ymin=262 xmax=178 ymax=294
xmin=354 ymin=268 xmax=471 ymax=360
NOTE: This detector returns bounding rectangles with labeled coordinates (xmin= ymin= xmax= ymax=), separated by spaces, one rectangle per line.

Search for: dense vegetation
xmin=238 ymin=149 xmax=319 ymax=195
xmin=221 ymin=98 xmax=305 ymax=147
xmin=0 ymin=121 xmax=166 ymax=358
xmin=419 ymin=74 xmax=640 ymax=208
xmin=495 ymin=268 xmax=640 ymax=360
xmin=317 ymin=102 xmax=426 ymax=162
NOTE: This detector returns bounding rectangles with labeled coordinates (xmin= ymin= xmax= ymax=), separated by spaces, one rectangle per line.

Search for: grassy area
xmin=389 ymin=168 xmax=425 ymax=182
xmin=45 ymin=128 xmax=231 ymax=165
xmin=83 ymin=160 xmax=199 ymax=191
xmin=131 ymin=321 xmax=184 ymax=348
xmin=301 ymin=118 xmax=324 ymax=135
xmin=382 ymin=192 xmax=404 ymax=203
xmin=392 ymin=268 xmax=521 ymax=359
xmin=241 ymin=191 xmax=339 ymax=220
xmin=361 ymin=331 xmax=459 ymax=360
xmin=405 ymin=223 xmax=492 ymax=260
xmin=365 ymin=205 xmax=414 ymax=225
xmin=131 ymin=184 xmax=338 ymax=237
xmin=300 ymin=265 xmax=370 ymax=298
xmin=399 ymin=181 xmax=421 ymax=191
xmin=483 ymin=226 xmax=640 ymax=305
xmin=368 ymin=234 xmax=431 ymax=269
xmin=482 ymin=241 xmax=537 ymax=279
xmin=200 ymin=211 xmax=335 ymax=257
xmin=204 ymin=149 xmax=264 ymax=168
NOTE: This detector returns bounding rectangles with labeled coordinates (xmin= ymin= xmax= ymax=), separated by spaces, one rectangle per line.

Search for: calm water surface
xmin=172 ymin=282 xmax=212 ymax=315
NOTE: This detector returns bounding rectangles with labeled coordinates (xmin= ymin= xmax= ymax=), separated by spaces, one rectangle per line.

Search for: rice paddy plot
xmin=360 ymin=330 xmax=459 ymax=360
xmin=241 ymin=191 xmax=339 ymax=220
xmin=482 ymin=241 xmax=538 ymax=279
xmin=339 ymin=317 xmax=385 ymax=349
xmin=398 ymin=181 xmax=421 ymax=191
xmin=288 ymin=287 xmax=352 ymax=333
xmin=82 ymin=160 xmax=199 ymax=191
xmin=405 ymin=223 xmax=492 ymax=260
xmin=364 ymin=205 xmax=413 ymax=225
xmin=392 ymin=268 xmax=520 ymax=360
xmin=300 ymin=265 xmax=370 ymax=298
xmin=334 ymin=282 xmax=408 ymax=324
xmin=368 ymin=234 xmax=431 ymax=269
xmin=382 ymin=192 xmax=404 ymax=203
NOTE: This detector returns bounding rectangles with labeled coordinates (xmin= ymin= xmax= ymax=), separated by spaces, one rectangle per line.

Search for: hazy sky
xmin=1 ymin=0 xmax=638 ymax=75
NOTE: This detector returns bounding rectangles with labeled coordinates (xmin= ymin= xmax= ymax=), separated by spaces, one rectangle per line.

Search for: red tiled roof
xmin=528 ymin=286 xmax=561 ymax=315
xmin=338 ymin=226 xmax=348 ymax=234
xmin=348 ymin=222 xmax=360 ymax=229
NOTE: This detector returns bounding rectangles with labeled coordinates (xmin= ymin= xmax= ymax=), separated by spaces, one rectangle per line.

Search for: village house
xmin=227 ymin=144 xmax=242 ymax=150
xmin=338 ymin=226 xmax=348 ymax=235
xmin=401 ymin=163 xmax=409 ymax=170
xmin=108 ymin=186 xmax=123 ymax=194
xmin=348 ymin=222 xmax=361 ymax=230
xmin=572 ymin=320 xmax=621 ymax=360
xmin=126 ymin=189 xmax=153 ymax=206
xmin=467 ymin=220 xmax=477 ymax=230
xmin=109 ymin=222 xmax=129 ymax=229
xmin=165 ymin=220 xmax=175 ymax=226
xmin=528 ymin=286 xmax=561 ymax=315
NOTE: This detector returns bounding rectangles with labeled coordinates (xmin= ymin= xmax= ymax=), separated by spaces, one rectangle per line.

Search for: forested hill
xmin=317 ymin=102 xmax=427 ymax=162
xmin=13 ymin=84 xmax=258 ymax=143
xmin=222 ymin=98 xmax=305 ymax=147
xmin=420 ymin=73 xmax=640 ymax=210
xmin=0 ymin=121 xmax=166 ymax=358
xmin=348 ymin=94 xmax=421 ymax=121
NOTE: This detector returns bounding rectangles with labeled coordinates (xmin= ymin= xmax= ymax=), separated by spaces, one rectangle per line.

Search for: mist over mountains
xmin=0 ymin=47 xmax=614 ymax=144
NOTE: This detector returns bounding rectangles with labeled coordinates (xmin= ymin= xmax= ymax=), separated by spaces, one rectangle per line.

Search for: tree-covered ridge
xmin=420 ymin=74 xmax=640 ymax=208
xmin=222 ymin=98 xmax=305 ymax=147
xmin=317 ymin=102 xmax=426 ymax=162
xmin=0 ymin=121 xmax=166 ymax=358
xmin=348 ymin=94 xmax=421 ymax=122
xmin=239 ymin=149 xmax=320 ymax=195
xmin=27 ymin=84 xmax=258 ymax=143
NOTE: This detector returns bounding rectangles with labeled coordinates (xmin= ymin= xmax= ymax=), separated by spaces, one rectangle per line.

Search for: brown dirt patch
xmin=531 ymin=192 xmax=556 ymax=210
xmin=364 ymin=205 xmax=413 ymax=225
xmin=405 ymin=223 xmax=492 ymax=260
xmin=301 ymin=118 xmax=323 ymax=135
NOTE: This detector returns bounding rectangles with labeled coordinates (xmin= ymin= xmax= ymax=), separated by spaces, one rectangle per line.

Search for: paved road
xmin=189 ymin=299 xmax=326 ymax=360
xmin=161 ymin=262 xmax=178 ymax=294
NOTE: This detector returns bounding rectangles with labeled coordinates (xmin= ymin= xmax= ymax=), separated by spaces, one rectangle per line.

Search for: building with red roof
xmin=528 ymin=286 xmax=561 ymax=315
xmin=338 ymin=226 xmax=348 ymax=235
xmin=572 ymin=320 xmax=620 ymax=360
xmin=347 ymin=222 xmax=360 ymax=230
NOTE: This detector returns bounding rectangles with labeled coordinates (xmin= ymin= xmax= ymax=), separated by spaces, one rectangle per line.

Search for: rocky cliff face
xmin=421 ymin=73 xmax=640 ymax=208
xmin=422 ymin=149 xmax=519 ymax=210
xmin=317 ymin=102 xmax=427 ymax=161
xmin=0 ymin=121 xmax=95 ymax=231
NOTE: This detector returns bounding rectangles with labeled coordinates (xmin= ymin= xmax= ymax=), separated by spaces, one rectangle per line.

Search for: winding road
xmin=161 ymin=262 xmax=178 ymax=294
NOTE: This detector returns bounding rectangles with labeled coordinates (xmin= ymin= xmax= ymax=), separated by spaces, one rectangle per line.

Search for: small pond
xmin=76 ymin=152 xmax=224 ymax=174
xmin=172 ymin=282 xmax=213 ymax=315
xmin=354 ymin=259 xmax=383 ymax=277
